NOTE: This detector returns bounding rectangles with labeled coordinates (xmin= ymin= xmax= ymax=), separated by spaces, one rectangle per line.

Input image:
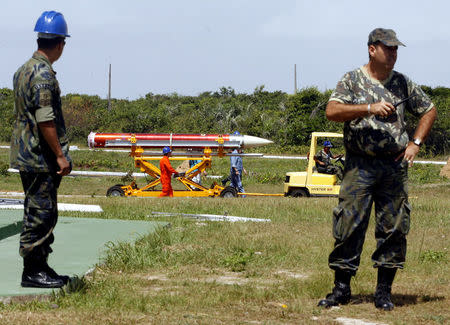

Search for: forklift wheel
xmin=291 ymin=188 xmax=309 ymax=197
xmin=220 ymin=186 xmax=238 ymax=198
xmin=106 ymin=185 xmax=125 ymax=197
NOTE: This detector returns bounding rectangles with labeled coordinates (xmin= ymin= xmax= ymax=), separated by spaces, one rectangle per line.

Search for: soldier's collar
xmin=32 ymin=51 xmax=56 ymax=74
xmin=360 ymin=65 xmax=393 ymax=85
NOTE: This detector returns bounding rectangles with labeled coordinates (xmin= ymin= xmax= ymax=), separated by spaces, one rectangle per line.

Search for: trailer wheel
xmin=107 ymin=185 xmax=125 ymax=197
xmin=220 ymin=186 xmax=238 ymax=198
xmin=291 ymin=188 xmax=309 ymax=197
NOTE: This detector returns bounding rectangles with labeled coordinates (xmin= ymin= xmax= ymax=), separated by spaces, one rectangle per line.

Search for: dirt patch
xmin=335 ymin=317 xmax=388 ymax=325
xmin=163 ymin=243 xmax=201 ymax=253
xmin=439 ymin=157 xmax=450 ymax=178
xmin=275 ymin=270 xmax=309 ymax=279
xmin=133 ymin=269 xmax=308 ymax=289
xmin=141 ymin=274 xmax=170 ymax=282
xmin=0 ymin=294 xmax=52 ymax=305
xmin=203 ymin=274 xmax=250 ymax=286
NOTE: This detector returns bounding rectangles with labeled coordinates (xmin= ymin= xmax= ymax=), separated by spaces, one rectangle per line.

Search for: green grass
xmin=0 ymin=147 xmax=449 ymax=324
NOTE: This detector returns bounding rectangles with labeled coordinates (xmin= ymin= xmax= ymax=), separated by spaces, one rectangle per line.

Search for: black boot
xmin=21 ymin=256 xmax=64 ymax=288
xmin=374 ymin=267 xmax=397 ymax=311
xmin=43 ymin=262 xmax=70 ymax=285
xmin=41 ymin=248 xmax=70 ymax=284
xmin=318 ymin=270 xmax=352 ymax=308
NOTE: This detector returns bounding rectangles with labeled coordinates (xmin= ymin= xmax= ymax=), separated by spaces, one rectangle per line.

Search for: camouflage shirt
xmin=315 ymin=149 xmax=332 ymax=166
xmin=329 ymin=66 xmax=433 ymax=157
xmin=10 ymin=51 xmax=71 ymax=172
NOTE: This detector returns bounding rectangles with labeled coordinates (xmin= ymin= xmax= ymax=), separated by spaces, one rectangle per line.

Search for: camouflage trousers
xmin=317 ymin=164 xmax=343 ymax=180
xmin=19 ymin=172 xmax=61 ymax=259
xmin=328 ymin=153 xmax=410 ymax=275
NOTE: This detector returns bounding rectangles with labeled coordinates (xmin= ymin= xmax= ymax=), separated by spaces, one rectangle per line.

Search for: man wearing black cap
xmin=318 ymin=28 xmax=436 ymax=310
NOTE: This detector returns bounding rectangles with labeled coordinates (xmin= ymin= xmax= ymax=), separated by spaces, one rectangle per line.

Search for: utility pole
xmin=107 ymin=63 xmax=112 ymax=111
xmin=294 ymin=64 xmax=298 ymax=94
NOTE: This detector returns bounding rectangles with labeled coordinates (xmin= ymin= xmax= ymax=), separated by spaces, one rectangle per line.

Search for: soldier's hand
xmin=396 ymin=142 xmax=420 ymax=167
xmin=371 ymin=101 xmax=396 ymax=117
xmin=395 ymin=143 xmax=419 ymax=167
xmin=57 ymin=156 xmax=71 ymax=176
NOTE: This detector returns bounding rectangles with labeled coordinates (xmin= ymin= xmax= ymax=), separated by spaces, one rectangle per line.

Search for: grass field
xmin=0 ymin=148 xmax=449 ymax=324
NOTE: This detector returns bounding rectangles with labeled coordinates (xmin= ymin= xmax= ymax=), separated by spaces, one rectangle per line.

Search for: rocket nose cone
xmin=242 ymin=135 xmax=273 ymax=147
xmin=88 ymin=132 xmax=96 ymax=148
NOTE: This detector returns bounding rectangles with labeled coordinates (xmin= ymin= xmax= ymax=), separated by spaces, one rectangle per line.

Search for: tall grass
xmin=0 ymin=149 xmax=449 ymax=324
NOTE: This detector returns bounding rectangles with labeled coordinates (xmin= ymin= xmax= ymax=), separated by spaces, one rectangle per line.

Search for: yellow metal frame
xmin=118 ymin=146 xmax=226 ymax=197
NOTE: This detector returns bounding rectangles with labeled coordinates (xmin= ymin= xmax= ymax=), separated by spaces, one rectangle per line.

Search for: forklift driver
xmin=314 ymin=141 xmax=344 ymax=180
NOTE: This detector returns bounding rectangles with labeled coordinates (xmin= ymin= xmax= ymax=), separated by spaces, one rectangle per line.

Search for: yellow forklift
xmin=284 ymin=132 xmax=344 ymax=197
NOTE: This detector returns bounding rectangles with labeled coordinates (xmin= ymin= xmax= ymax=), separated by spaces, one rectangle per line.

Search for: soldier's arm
xmin=313 ymin=155 xmax=325 ymax=166
xmin=38 ymin=121 xmax=71 ymax=176
xmin=326 ymin=101 xmax=396 ymax=122
xmin=398 ymin=106 xmax=437 ymax=165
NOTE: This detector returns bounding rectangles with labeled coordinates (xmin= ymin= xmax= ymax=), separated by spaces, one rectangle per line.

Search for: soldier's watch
xmin=413 ymin=138 xmax=422 ymax=147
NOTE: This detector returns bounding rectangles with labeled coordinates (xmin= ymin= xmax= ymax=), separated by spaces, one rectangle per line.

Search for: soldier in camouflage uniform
xmin=318 ymin=28 xmax=436 ymax=310
xmin=10 ymin=11 xmax=72 ymax=288
xmin=314 ymin=140 xmax=344 ymax=180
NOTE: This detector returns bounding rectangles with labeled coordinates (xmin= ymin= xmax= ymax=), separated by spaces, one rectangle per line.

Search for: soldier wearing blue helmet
xmin=313 ymin=140 xmax=344 ymax=180
xmin=318 ymin=28 xmax=437 ymax=311
xmin=10 ymin=11 xmax=71 ymax=288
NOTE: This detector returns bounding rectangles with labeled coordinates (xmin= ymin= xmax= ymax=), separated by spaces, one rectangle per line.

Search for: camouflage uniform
xmin=10 ymin=51 xmax=71 ymax=259
xmin=327 ymin=66 xmax=433 ymax=274
xmin=315 ymin=149 xmax=343 ymax=179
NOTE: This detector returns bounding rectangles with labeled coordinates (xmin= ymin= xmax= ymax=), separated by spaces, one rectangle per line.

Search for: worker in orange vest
xmin=159 ymin=146 xmax=179 ymax=197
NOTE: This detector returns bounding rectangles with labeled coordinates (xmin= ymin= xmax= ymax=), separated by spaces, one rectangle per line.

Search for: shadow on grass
xmin=58 ymin=276 xmax=88 ymax=297
xmin=351 ymin=293 xmax=445 ymax=306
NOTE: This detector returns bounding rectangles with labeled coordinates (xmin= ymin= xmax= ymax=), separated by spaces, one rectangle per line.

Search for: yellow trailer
xmin=106 ymin=147 xmax=231 ymax=197
xmin=105 ymin=146 xmax=285 ymax=198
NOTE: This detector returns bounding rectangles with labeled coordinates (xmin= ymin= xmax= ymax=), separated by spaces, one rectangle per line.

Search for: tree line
xmin=0 ymin=85 xmax=449 ymax=155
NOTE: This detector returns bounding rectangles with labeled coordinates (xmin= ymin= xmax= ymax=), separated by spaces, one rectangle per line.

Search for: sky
xmin=0 ymin=0 xmax=449 ymax=99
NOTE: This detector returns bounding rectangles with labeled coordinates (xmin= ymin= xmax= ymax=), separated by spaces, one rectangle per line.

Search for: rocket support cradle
xmin=88 ymin=132 xmax=276 ymax=198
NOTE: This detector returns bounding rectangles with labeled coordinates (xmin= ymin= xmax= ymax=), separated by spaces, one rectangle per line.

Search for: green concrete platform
xmin=0 ymin=210 xmax=168 ymax=297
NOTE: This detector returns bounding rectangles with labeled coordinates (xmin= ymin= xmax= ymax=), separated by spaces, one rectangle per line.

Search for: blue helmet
xmin=232 ymin=131 xmax=241 ymax=136
xmin=34 ymin=11 xmax=70 ymax=38
xmin=162 ymin=146 xmax=172 ymax=154
xmin=323 ymin=140 xmax=333 ymax=148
